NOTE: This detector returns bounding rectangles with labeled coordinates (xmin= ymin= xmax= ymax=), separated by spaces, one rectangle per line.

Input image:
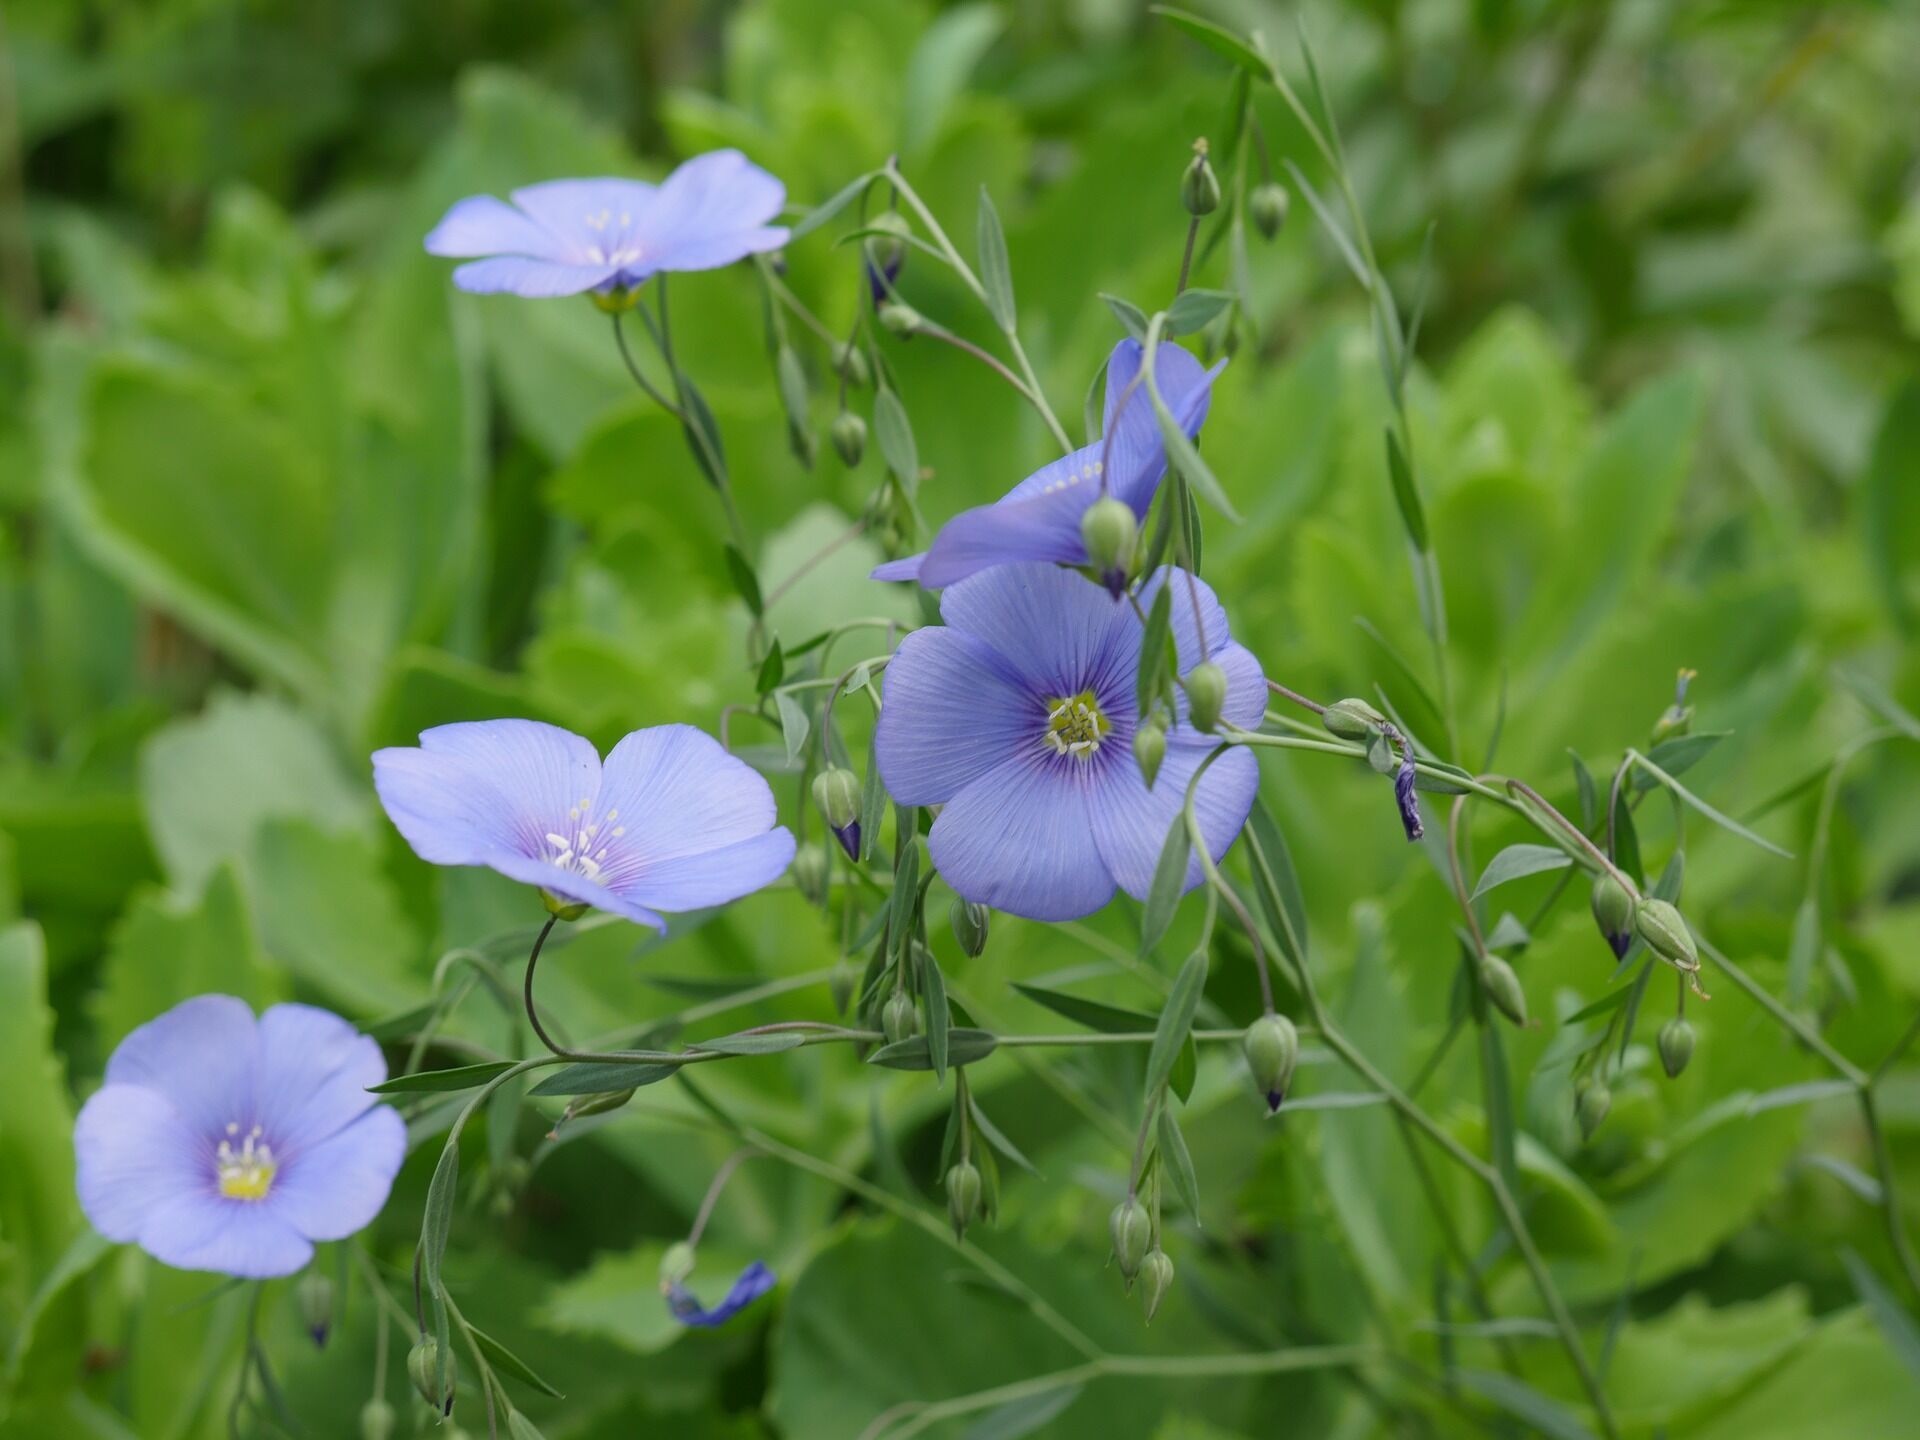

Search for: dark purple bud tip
xmin=1394 ymin=757 xmax=1424 ymax=841
xmin=1265 ymin=1089 xmax=1286 ymax=1115
xmin=1606 ymin=931 xmax=1631 ymax=960
xmin=832 ymin=821 xmax=861 ymax=862
xmin=309 ymin=1324 xmax=328 ymax=1348
xmin=1100 ymin=567 xmax=1129 ymax=600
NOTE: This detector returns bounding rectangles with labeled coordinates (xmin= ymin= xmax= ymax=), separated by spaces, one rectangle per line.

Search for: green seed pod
xmin=1590 ymin=874 xmax=1637 ymax=960
xmin=790 ymin=843 xmax=830 ymax=905
xmin=1184 ymin=661 xmax=1227 ymax=733
xmin=1080 ymin=496 xmax=1138 ymax=596
xmin=1321 ymin=697 xmax=1385 ymax=741
xmin=1658 ymin=1017 xmax=1696 ymax=1079
xmin=1133 ymin=720 xmax=1167 ymax=789
xmin=951 ymin=899 xmax=990 ymax=958
xmin=359 ymin=1398 xmax=396 ymax=1440
xmin=408 ymin=1336 xmax=456 ymax=1416
xmin=508 ymin=1412 xmax=548 ymax=1440
xmin=883 ymin=989 xmax=919 ymax=1046
xmin=946 ymin=1160 xmax=982 ymax=1238
xmin=1249 ymin=181 xmax=1290 ymax=240
xmin=1110 ymin=1197 xmax=1152 ymax=1282
xmin=1140 ymin=1247 xmax=1175 ymax=1322
xmin=1180 ymin=140 xmax=1221 ymax=216
xmin=1635 ymin=899 xmax=1698 ymax=971
xmin=1478 ymin=955 xmax=1529 ymax=1027
xmin=835 ymin=342 xmax=872 ymax=388
xmin=877 ymin=299 xmax=921 ymax=335
xmin=1575 ymin=1077 xmax=1612 ymax=1141
xmin=296 ymin=1269 xmax=333 ymax=1347
xmin=831 ymin=410 xmax=867 ymax=467
xmin=1242 ymin=1013 xmax=1299 ymax=1113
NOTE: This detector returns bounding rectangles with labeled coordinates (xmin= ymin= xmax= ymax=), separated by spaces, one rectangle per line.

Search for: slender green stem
xmin=1859 ymin=1089 xmax=1920 ymax=1302
xmin=611 ymin=310 xmax=683 ymax=417
xmin=1694 ymin=935 xmax=1867 ymax=1087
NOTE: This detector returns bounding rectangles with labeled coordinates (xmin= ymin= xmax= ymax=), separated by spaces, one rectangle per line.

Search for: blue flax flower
xmin=424 ymin=149 xmax=788 ymax=298
xmin=875 ymin=563 xmax=1265 ymax=920
xmin=74 ymin=996 xmax=405 ymax=1279
xmin=373 ymin=720 xmax=795 ymax=929
xmin=666 ymin=1260 xmax=777 ymax=1327
xmin=871 ymin=339 xmax=1223 ymax=591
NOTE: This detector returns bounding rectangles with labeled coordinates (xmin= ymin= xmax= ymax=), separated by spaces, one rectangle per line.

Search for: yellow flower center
xmin=216 ymin=1124 xmax=277 ymax=1201
xmin=1042 ymin=691 xmax=1110 ymax=760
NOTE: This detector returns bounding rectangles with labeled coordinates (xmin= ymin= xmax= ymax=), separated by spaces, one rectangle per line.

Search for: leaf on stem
xmin=976 ymin=187 xmax=1017 ymax=334
xmin=1629 ymin=750 xmax=1792 ymax=859
xmin=1470 ymin=844 xmax=1574 ymax=901
xmin=1141 ymin=816 xmax=1191 ymax=956
xmin=368 ymin=1062 xmax=517 ymax=1094
xmin=1146 ymin=951 xmax=1208 ymax=1100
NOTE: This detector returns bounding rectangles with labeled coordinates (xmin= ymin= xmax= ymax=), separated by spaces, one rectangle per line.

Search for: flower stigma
xmin=545 ymin=800 xmax=628 ymax=882
xmin=1042 ymin=691 xmax=1110 ymax=760
xmin=216 ymin=1123 xmax=278 ymax=1201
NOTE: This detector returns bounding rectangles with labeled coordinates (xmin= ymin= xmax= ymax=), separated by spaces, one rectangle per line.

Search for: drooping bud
xmin=883 ymin=989 xmax=919 ymax=1046
xmin=296 ymin=1270 xmax=333 ymax=1347
xmin=864 ymin=211 xmax=911 ymax=300
xmin=1651 ymin=668 xmax=1697 ymax=745
xmin=831 ymin=410 xmax=867 ymax=467
xmin=812 ymin=768 xmax=863 ymax=861
xmin=408 ymin=1336 xmax=456 ymax=1416
xmin=1478 ymin=956 xmax=1528 ymax=1027
xmin=1590 ymin=874 xmax=1636 ymax=960
xmin=830 ymin=958 xmax=858 ymax=1015
xmin=951 ymin=899 xmax=990 ymax=958
xmin=1634 ymin=899 xmax=1698 ymax=972
xmin=1575 ymin=1077 xmax=1612 ymax=1141
xmin=1110 ymin=1197 xmax=1152 ymax=1283
xmin=790 ymin=843 xmax=829 ymax=905
xmin=1394 ymin=753 xmax=1424 ymax=841
xmin=1140 ymin=1248 xmax=1175 ymax=1322
xmin=1183 ymin=661 xmax=1227 ymax=733
xmin=1181 ymin=138 xmax=1221 ymax=217
xmin=359 ymin=1398 xmax=396 ymax=1440
xmin=946 ymin=1160 xmax=982 ymax=1239
xmin=1321 ymin=697 xmax=1386 ymax=741
xmin=1249 ymin=181 xmax=1290 ymax=240
xmin=659 ymin=1241 xmax=697 ymax=1289
xmin=508 ymin=1412 xmax=548 ymax=1440
xmin=554 ymin=1087 xmax=636 ymax=1137
xmin=1658 ymin=1017 xmax=1696 ymax=1079
xmin=541 ymin=889 xmax=590 ymax=922
xmin=877 ymin=299 xmax=921 ymax=336
xmin=1242 ymin=1013 xmax=1299 ymax=1113
xmin=1080 ymin=496 xmax=1138 ymax=599
xmin=834 ymin=342 xmax=872 ymax=389
xmin=1133 ymin=720 xmax=1167 ymax=789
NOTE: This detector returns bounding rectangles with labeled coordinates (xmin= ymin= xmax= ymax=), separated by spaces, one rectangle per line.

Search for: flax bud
xmin=1478 ymin=955 xmax=1528 ymax=1027
xmin=1080 ymin=496 xmax=1137 ymax=598
xmin=951 ymin=899 xmax=990 ymax=958
xmin=1321 ymin=697 xmax=1385 ymax=741
xmin=1184 ymin=661 xmax=1227 ymax=733
xmin=1140 ymin=1248 xmax=1175 ymax=1322
xmin=359 ymin=1398 xmax=396 ymax=1440
xmin=864 ymin=211 xmax=911 ymax=297
xmin=790 ymin=843 xmax=830 ymax=905
xmin=1250 ymin=181 xmax=1290 ymax=240
xmin=883 ymin=989 xmax=919 ymax=1046
xmin=877 ymin=299 xmax=921 ymax=336
xmin=1243 ymin=1013 xmax=1298 ymax=1113
xmin=1133 ymin=719 xmax=1167 ymax=789
xmin=831 ymin=410 xmax=867 ymax=467
xmin=1652 ymin=669 xmax=1697 ymax=746
xmin=835 ymin=342 xmax=872 ymax=388
xmin=830 ymin=958 xmax=858 ymax=1015
xmin=1635 ymin=899 xmax=1697 ymax=971
xmin=1575 ymin=1077 xmax=1611 ymax=1141
xmin=812 ymin=768 xmax=862 ymax=860
xmin=1658 ymin=1017 xmax=1696 ymax=1079
xmin=1590 ymin=874 xmax=1636 ymax=960
xmin=1181 ymin=139 xmax=1220 ymax=217
xmin=408 ymin=1336 xmax=456 ymax=1417
xmin=297 ymin=1270 xmax=333 ymax=1347
xmin=1110 ymin=1197 xmax=1152 ymax=1283
xmin=946 ymin=1160 xmax=982 ymax=1239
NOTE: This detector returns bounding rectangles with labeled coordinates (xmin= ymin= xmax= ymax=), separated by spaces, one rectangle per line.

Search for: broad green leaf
xmin=1470 ymin=843 xmax=1575 ymax=900
xmin=1145 ymin=951 xmax=1207 ymax=1099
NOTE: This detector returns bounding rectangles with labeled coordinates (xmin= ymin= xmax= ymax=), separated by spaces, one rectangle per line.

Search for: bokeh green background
xmin=4 ymin=1 xmax=1920 ymax=1436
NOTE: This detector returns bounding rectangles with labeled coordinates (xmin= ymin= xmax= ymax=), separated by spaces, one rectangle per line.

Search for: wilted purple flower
xmin=424 ymin=150 xmax=788 ymax=298
xmin=871 ymin=339 xmax=1223 ymax=591
xmin=1395 ymin=753 xmax=1424 ymax=841
xmin=666 ymin=1260 xmax=776 ymax=1327
xmin=875 ymin=563 xmax=1264 ymax=920
xmin=373 ymin=720 xmax=795 ymax=930
xmin=74 ymin=997 xmax=405 ymax=1279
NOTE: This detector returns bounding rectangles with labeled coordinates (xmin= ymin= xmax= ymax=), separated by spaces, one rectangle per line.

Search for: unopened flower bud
xmin=1140 ymin=1248 xmax=1175 ymax=1322
xmin=508 ymin=1412 xmax=548 ymax=1440
xmin=554 ymin=1087 xmax=636 ymax=1137
xmin=1080 ymin=497 xmax=1137 ymax=598
xmin=1651 ymin=668 xmax=1697 ymax=745
xmin=1249 ymin=181 xmax=1290 ymax=240
xmin=1590 ymin=874 xmax=1636 ymax=960
xmin=1634 ymin=899 xmax=1697 ymax=971
xmin=659 ymin=1241 xmax=697 ymax=1288
xmin=1181 ymin=139 xmax=1220 ymax=217
xmin=1183 ymin=662 xmax=1227 ymax=733
xmin=1478 ymin=956 xmax=1528 ymax=1026
xmin=1133 ymin=720 xmax=1166 ymax=789
xmin=812 ymin=768 xmax=862 ymax=860
xmin=864 ymin=211 xmax=911 ymax=299
xmin=830 ymin=958 xmax=858 ymax=1015
xmin=951 ymin=899 xmax=990 ymax=957
xmin=946 ymin=1160 xmax=982 ymax=1238
xmin=1321 ymin=697 xmax=1385 ymax=741
xmin=835 ymin=342 xmax=872 ymax=388
xmin=877 ymin=299 xmax=921 ymax=336
xmin=1242 ymin=1013 xmax=1298 ymax=1113
xmin=297 ymin=1270 xmax=333 ymax=1347
xmin=883 ymin=989 xmax=919 ymax=1046
xmin=831 ymin=410 xmax=867 ymax=467
xmin=1110 ymin=1197 xmax=1152 ymax=1282
xmin=1575 ymin=1077 xmax=1611 ymax=1141
xmin=408 ymin=1336 xmax=456 ymax=1416
xmin=791 ymin=843 xmax=829 ymax=905
xmin=359 ymin=1398 xmax=396 ymax=1440
xmin=1658 ymin=1017 xmax=1696 ymax=1078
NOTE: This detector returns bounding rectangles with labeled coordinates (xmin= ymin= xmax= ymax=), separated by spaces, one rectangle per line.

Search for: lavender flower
xmin=373 ymin=720 xmax=796 ymax=930
xmin=73 ymin=997 xmax=405 ymax=1279
xmin=424 ymin=150 xmax=788 ymax=298
xmin=871 ymin=339 xmax=1223 ymax=590
xmin=666 ymin=1260 xmax=776 ymax=1327
xmin=875 ymin=563 xmax=1264 ymax=920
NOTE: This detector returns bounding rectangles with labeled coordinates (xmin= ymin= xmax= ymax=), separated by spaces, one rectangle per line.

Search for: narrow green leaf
xmin=1478 ymin=1012 xmax=1518 ymax=1192
xmin=1169 ymin=1033 xmax=1198 ymax=1103
xmin=678 ymin=373 xmax=728 ymax=486
xmin=1455 ymin=1370 xmax=1599 ymax=1440
xmin=924 ymin=949 xmax=952 ymax=1082
xmin=469 ymin=1323 xmax=564 ymax=1399
xmin=1632 ymin=731 xmax=1730 ymax=789
xmin=756 ymin=640 xmax=784 ymax=695
xmin=368 ymin=1061 xmax=517 ymax=1095
xmin=860 ymin=730 xmax=887 ymax=863
xmin=1745 ymin=1079 xmax=1856 ymax=1115
xmin=1629 ymin=750 xmax=1793 ymax=859
xmin=1136 ymin=583 xmax=1175 ymax=719
xmin=1807 ymin=1156 xmax=1883 ymax=1205
xmin=421 ymin=1141 xmax=459 ymax=1293
xmin=1470 ymin=844 xmax=1575 ymax=901
xmin=889 ymin=833 xmax=920 ymax=966
xmin=1244 ymin=797 xmax=1308 ymax=969
xmin=1140 ymin=817 xmax=1191 ymax=956
xmin=867 ymin=1029 xmax=998 ymax=1071
xmin=1282 ymin=160 xmax=1371 ymax=290
xmin=1099 ymin=292 xmax=1148 ymax=339
xmin=725 ymin=544 xmax=763 ymax=617
xmin=774 ymin=690 xmax=810 ymax=766
xmin=1383 ymin=428 xmax=1428 ymax=552
xmin=970 ymin=1097 xmax=1041 ymax=1177
xmin=1484 ymin=912 xmax=1530 ymax=950
xmin=1610 ymin=781 xmax=1644 ymax=885
xmin=873 ymin=387 xmax=919 ymax=496
xmin=528 ymin=1062 xmax=677 ymax=1097
xmin=1562 ymin=986 xmax=1635 ymax=1026
xmin=1156 ymin=1107 xmax=1202 ymax=1220
xmin=960 ymin=1383 xmax=1083 ymax=1440
xmin=1568 ymin=750 xmax=1598 ymax=828
xmin=1148 ymin=6 xmax=1279 ymax=84
xmin=976 ymin=186 xmax=1016 ymax=333
xmin=1011 ymin=982 xmax=1156 ymax=1034
xmin=1787 ymin=895 xmax=1821 ymax=1004
xmin=1148 ymin=349 xmax=1241 ymax=521
xmin=692 ymin=1031 xmax=808 ymax=1056
xmin=1859 ymin=380 xmax=1920 ymax=636
xmin=1146 ymin=951 xmax=1208 ymax=1099
xmin=1164 ymin=288 xmax=1234 ymax=338
xmin=789 ymin=171 xmax=877 ymax=241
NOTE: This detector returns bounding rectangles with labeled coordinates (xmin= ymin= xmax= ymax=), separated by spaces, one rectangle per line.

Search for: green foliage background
xmin=4 ymin=1 xmax=1920 ymax=1437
